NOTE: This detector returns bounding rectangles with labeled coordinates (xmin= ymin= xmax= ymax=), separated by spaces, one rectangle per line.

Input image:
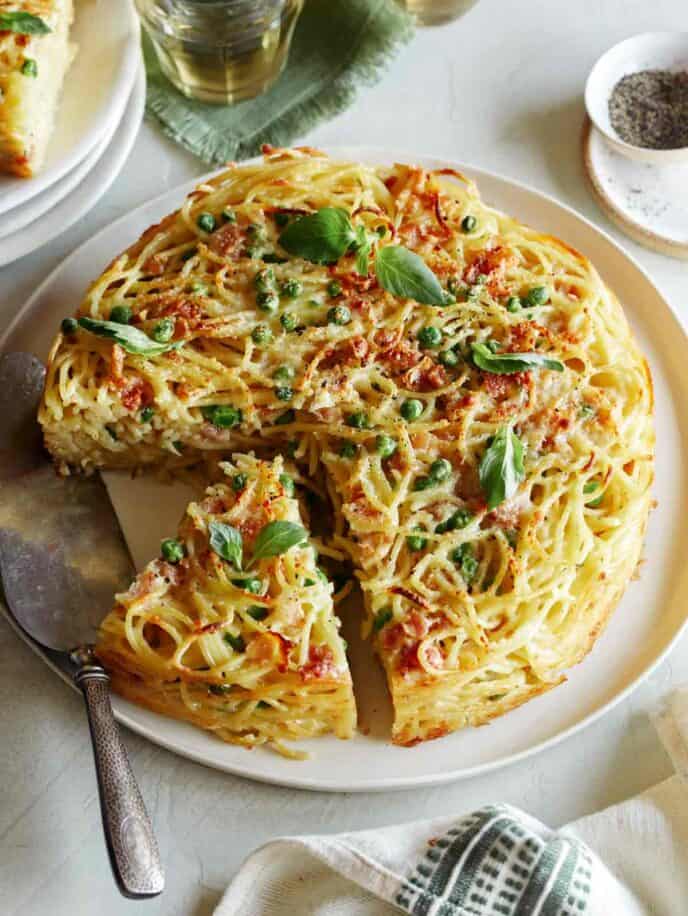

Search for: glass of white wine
xmin=395 ymin=0 xmax=479 ymax=27
xmin=136 ymin=0 xmax=304 ymax=105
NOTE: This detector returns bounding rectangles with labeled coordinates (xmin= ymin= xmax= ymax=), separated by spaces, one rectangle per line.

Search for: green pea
xmin=201 ymin=404 xmax=243 ymax=428
xmin=417 ymin=326 xmax=442 ymax=349
xmin=256 ymin=290 xmax=279 ymax=313
xmin=223 ymin=632 xmax=246 ymax=652
xmin=461 ymin=215 xmax=477 ymax=233
xmin=21 ymin=59 xmax=37 ymax=78
xmin=196 ymin=212 xmax=216 ymax=233
xmin=406 ymin=527 xmax=427 ymax=552
xmin=376 ymin=225 xmax=387 ymax=237
xmin=438 ymin=349 xmax=459 ymax=368
xmin=222 ymin=209 xmax=237 ymax=223
xmin=279 ymin=473 xmax=295 ymax=497
xmin=140 ymin=406 xmax=155 ymax=423
xmin=232 ymin=577 xmax=263 ymax=595
xmin=339 ymin=441 xmax=357 ymax=458
xmin=413 ymin=475 xmax=434 ymax=491
xmin=400 ymin=398 xmax=424 ymax=421
xmin=161 ymin=538 xmax=184 ymax=564
xmin=450 ymin=542 xmax=478 ymax=584
xmin=232 ymin=473 xmax=247 ymax=491
xmin=151 ymin=318 xmax=175 ymax=343
xmin=61 ymin=317 xmax=78 ymax=335
xmin=252 ymin=324 xmax=273 ymax=346
xmin=190 ymin=281 xmax=208 ymax=295
xmin=274 ymin=409 xmax=295 ymax=425
xmin=328 ymin=305 xmax=351 ymax=326
xmin=372 ymin=607 xmax=393 ymax=632
xmin=254 ymin=267 xmax=275 ymax=292
xmin=435 ymin=507 xmax=472 ymax=534
xmin=506 ymin=296 xmax=522 ymax=313
xmin=346 ymin=412 xmax=370 ymax=430
xmin=327 ymin=279 xmax=342 ymax=297
xmin=524 ymin=286 xmax=549 ymax=307
xmin=280 ymin=278 xmax=302 ymax=298
xmin=280 ymin=312 xmax=298 ymax=332
xmin=376 ymin=434 xmax=397 ymax=459
xmin=274 ymin=365 xmax=294 ymax=381
xmin=109 ymin=305 xmax=132 ymax=325
xmin=275 ymin=385 xmax=293 ymax=401
xmin=247 ymin=605 xmax=268 ymax=621
xmin=429 ymin=458 xmax=452 ymax=482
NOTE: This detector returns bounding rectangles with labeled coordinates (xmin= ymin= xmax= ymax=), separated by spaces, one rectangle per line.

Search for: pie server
xmin=0 ymin=352 xmax=164 ymax=899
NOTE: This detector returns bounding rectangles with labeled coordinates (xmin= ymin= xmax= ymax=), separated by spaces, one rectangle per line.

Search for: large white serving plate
xmin=0 ymin=0 xmax=140 ymax=216
xmin=2 ymin=150 xmax=687 ymax=792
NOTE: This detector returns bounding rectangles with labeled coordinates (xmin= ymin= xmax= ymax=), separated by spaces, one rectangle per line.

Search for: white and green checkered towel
xmin=215 ymin=692 xmax=688 ymax=915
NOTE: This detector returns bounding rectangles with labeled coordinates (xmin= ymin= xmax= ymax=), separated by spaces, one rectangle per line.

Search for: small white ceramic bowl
xmin=585 ymin=32 xmax=688 ymax=164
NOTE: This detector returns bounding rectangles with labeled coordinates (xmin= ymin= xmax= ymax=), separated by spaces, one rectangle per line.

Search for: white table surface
xmin=1 ymin=1 xmax=686 ymax=913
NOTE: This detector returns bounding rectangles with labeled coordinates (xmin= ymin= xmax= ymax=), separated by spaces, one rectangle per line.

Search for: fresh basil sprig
xmin=209 ymin=521 xmax=243 ymax=570
xmin=374 ymin=245 xmax=447 ymax=306
xmin=209 ymin=518 xmax=307 ymax=571
xmin=278 ymin=208 xmax=357 ymax=264
xmin=252 ymin=521 xmax=307 ymax=563
xmin=479 ymin=425 xmax=525 ymax=510
xmin=77 ymin=317 xmax=182 ymax=357
xmin=0 ymin=11 xmax=51 ymax=33
xmin=354 ymin=224 xmax=371 ymax=276
xmin=472 ymin=342 xmax=564 ymax=374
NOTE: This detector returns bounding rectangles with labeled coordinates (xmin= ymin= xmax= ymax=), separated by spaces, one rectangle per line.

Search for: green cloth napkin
xmin=142 ymin=0 xmax=414 ymax=165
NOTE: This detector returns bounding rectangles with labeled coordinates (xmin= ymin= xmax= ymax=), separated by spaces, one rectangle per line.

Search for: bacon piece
xmin=399 ymin=642 xmax=422 ymax=674
xmin=482 ymin=370 xmax=529 ymax=400
xmin=404 ymin=611 xmax=431 ymax=639
xmin=379 ymin=339 xmax=422 ymax=374
xmin=108 ymin=343 xmax=125 ymax=388
xmin=142 ymin=255 xmax=166 ymax=276
xmin=160 ymin=299 xmax=203 ymax=330
xmin=209 ymin=222 xmax=243 ymax=257
xmin=390 ymin=586 xmax=431 ymax=609
xmin=120 ymin=378 xmax=154 ymax=412
xmin=401 ymin=356 xmax=448 ymax=391
xmin=320 ymin=336 xmax=369 ymax=370
xmin=300 ymin=645 xmax=338 ymax=682
xmin=463 ymin=245 xmax=515 ymax=296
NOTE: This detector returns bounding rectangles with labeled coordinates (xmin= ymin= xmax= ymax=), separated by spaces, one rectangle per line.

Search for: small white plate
xmin=0 ymin=0 xmax=140 ymax=216
xmin=0 ymin=65 xmax=145 ymax=267
xmin=585 ymin=31 xmax=688 ymax=164
xmin=0 ymin=106 xmax=116 ymax=241
xmin=583 ymin=117 xmax=688 ymax=259
xmin=2 ymin=150 xmax=688 ymax=792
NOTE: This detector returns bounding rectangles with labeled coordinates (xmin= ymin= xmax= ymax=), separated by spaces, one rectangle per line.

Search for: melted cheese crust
xmin=41 ymin=148 xmax=655 ymax=747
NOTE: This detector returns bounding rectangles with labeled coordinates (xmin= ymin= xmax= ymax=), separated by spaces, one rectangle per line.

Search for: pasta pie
xmin=0 ymin=0 xmax=74 ymax=177
xmin=39 ymin=148 xmax=654 ymax=748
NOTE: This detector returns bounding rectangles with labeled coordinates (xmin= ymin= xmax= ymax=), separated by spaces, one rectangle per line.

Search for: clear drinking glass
xmin=136 ymin=0 xmax=304 ymax=105
xmin=395 ymin=0 xmax=479 ymax=26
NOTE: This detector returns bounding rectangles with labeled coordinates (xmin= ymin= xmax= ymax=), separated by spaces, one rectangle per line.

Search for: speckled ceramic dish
xmin=583 ymin=116 xmax=688 ymax=260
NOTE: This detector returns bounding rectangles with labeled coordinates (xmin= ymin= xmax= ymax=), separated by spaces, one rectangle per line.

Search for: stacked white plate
xmin=0 ymin=0 xmax=144 ymax=267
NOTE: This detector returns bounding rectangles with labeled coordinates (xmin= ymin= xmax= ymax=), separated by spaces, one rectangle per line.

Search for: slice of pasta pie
xmin=0 ymin=0 xmax=74 ymax=177
xmin=96 ymin=454 xmax=356 ymax=751
xmin=41 ymin=148 xmax=654 ymax=749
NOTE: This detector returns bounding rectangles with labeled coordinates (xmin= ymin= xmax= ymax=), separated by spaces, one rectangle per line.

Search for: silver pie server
xmin=0 ymin=352 xmax=164 ymax=899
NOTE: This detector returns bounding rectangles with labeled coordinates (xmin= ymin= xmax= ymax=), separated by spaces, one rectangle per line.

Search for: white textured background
xmin=1 ymin=1 xmax=686 ymax=913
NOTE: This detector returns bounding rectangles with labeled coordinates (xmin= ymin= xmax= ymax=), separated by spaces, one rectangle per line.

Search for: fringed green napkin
xmin=142 ymin=0 xmax=414 ymax=165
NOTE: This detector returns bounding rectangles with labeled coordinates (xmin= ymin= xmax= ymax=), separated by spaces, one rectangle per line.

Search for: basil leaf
xmin=374 ymin=245 xmax=446 ymax=305
xmin=0 ymin=11 xmax=51 ymax=33
xmin=209 ymin=521 xmax=243 ymax=570
xmin=354 ymin=224 xmax=371 ymax=276
xmin=278 ymin=207 xmax=356 ymax=264
xmin=251 ymin=521 xmax=307 ymax=563
xmin=77 ymin=317 xmax=182 ymax=357
xmin=479 ymin=425 xmax=525 ymax=510
xmin=472 ymin=343 xmax=564 ymax=374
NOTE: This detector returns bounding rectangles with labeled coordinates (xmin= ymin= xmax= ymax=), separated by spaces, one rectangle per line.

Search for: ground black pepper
xmin=608 ymin=69 xmax=688 ymax=149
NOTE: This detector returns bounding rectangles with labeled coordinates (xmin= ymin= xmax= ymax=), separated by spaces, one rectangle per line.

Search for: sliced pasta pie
xmin=0 ymin=0 xmax=74 ymax=177
xmin=96 ymin=454 xmax=356 ymax=751
xmin=40 ymin=148 xmax=654 ymax=748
